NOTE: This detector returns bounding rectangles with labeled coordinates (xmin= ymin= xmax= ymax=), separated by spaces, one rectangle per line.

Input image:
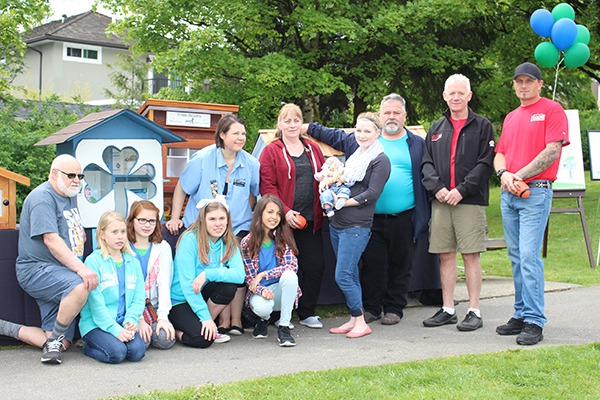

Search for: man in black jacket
xmin=421 ymin=74 xmax=495 ymax=331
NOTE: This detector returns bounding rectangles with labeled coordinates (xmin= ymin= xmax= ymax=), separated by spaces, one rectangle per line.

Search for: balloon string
xmin=552 ymin=57 xmax=563 ymax=101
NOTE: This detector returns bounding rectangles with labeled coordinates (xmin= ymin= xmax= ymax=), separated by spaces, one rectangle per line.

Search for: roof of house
xmin=25 ymin=11 xmax=127 ymax=49
xmin=35 ymin=109 xmax=185 ymax=146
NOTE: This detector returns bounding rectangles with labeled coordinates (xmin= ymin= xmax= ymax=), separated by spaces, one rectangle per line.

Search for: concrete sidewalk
xmin=1 ymin=278 xmax=594 ymax=400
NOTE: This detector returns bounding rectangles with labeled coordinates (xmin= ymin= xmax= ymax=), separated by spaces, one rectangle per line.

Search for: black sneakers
xmin=496 ymin=317 xmax=525 ymax=335
xmin=457 ymin=311 xmax=483 ymax=331
xmin=41 ymin=335 xmax=64 ymax=364
xmin=516 ymin=323 xmax=543 ymax=345
xmin=277 ymin=326 xmax=296 ymax=347
xmin=423 ymin=309 xmax=458 ymax=327
xmin=252 ymin=319 xmax=269 ymax=339
xmin=364 ymin=311 xmax=381 ymax=324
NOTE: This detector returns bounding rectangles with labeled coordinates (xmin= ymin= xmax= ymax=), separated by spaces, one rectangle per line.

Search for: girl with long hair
xmin=170 ymin=199 xmax=245 ymax=347
xmin=79 ymin=211 xmax=146 ymax=363
xmin=126 ymin=200 xmax=175 ymax=349
xmin=241 ymin=195 xmax=300 ymax=346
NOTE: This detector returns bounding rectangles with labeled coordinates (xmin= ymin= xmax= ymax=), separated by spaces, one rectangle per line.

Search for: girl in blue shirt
xmin=241 ymin=195 xmax=300 ymax=347
xmin=170 ymin=198 xmax=245 ymax=348
xmin=79 ymin=211 xmax=146 ymax=364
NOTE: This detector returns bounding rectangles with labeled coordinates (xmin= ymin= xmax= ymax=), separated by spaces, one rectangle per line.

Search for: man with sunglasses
xmin=0 ymin=154 xmax=98 ymax=364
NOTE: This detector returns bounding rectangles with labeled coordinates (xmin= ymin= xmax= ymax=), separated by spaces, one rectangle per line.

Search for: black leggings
xmin=170 ymin=282 xmax=238 ymax=348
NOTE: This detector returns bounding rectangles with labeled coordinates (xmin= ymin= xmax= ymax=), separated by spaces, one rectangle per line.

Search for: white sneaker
xmin=214 ymin=333 xmax=231 ymax=343
xmin=299 ymin=316 xmax=323 ymax=329
xmin=274 ymin=319 xmax=294 ymax=330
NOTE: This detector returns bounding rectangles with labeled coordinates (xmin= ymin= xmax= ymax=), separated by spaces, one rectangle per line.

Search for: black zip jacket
xmin=421 ymin=107 xmax=495 ymax=206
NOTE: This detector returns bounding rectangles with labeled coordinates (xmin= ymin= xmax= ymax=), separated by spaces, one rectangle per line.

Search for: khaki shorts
xmin=428 ymin=201 xmax=487 ymax=254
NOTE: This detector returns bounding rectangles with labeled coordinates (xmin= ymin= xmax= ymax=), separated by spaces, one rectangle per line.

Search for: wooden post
xmin=542 ymin=190 xmax=594 ymax=269
xmin=0 ymin=168 xmax=30 ymax=230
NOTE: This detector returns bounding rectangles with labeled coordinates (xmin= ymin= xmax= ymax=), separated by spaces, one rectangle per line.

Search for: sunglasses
xmin=56 ymin=169 xmax=85 ymax=180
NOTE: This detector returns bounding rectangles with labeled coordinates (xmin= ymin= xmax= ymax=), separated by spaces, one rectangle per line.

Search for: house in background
xmin=12 ymin=11 xmax=184 ymax=106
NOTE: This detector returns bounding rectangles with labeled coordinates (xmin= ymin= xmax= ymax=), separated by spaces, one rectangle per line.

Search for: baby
xmin=314 ymin=156 xmax=351 ymax=217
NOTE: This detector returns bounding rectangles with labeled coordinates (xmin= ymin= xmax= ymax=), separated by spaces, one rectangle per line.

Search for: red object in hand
xmin=513 ymin=180 xmax=530 ymax=199
xmin=296 ymin=214 xmax=308 ymax=229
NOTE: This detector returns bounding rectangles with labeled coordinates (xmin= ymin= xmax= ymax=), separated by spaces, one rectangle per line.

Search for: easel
xmin=542 ymin=189 xmax=595 ymax=268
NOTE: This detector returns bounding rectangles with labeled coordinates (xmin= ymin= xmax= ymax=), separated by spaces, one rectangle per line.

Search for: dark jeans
xmin=361 ymin=210 xmax=415 ymax=317
xmin=294 ymin=222 xmax=325 ymax=320
xmin=169 ymin=282 xmax=237 ymax=348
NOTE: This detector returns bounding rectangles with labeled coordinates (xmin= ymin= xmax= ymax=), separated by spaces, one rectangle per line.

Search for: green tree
xmin=0 ymin=96 xmax=98 ymax=215
xmin=0 ymin=0 xmax=50 ymax=98
xmin=100 ymin=0 xmax=599 ymax=140
xmin=104 ymin=52 xmax=150 ymax=109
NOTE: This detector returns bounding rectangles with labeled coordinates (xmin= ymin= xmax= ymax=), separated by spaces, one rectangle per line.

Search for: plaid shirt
xmin=240 ymin=234 xmax=301 ymax=306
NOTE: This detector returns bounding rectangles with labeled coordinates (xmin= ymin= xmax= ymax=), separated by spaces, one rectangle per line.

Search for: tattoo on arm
xmin=517 ymin=141 xmax=563 ymax=180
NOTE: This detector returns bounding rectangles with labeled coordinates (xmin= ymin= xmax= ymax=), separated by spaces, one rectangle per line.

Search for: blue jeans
xmin=249 ymin=270 xmax=298 ymax=327
xmin=330 ymin=225 xmax=371 ymax=317
xmin=83 ymin=328 xmax=146 ymax=364
xmin=500 ymin=188 xmax=552 ymax=327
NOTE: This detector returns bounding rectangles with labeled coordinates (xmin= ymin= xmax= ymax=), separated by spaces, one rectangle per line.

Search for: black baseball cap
xmin=513 ymin=62 xmax=542 ymax=80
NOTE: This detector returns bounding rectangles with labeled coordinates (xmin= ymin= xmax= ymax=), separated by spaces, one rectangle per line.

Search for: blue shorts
xmin=20 ymin=263 xmax=83 ymax=340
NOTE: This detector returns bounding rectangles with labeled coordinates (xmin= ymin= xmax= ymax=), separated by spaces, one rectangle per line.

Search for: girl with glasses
xmin=126 ymin=200 xmax=176 ymax=350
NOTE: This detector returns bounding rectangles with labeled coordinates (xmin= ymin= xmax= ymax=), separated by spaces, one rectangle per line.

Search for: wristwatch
xmin=496 ymin=168 xmax=507 ymax=178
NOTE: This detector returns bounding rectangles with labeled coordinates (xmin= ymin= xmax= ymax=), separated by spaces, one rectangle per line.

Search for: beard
xmin=383 ymin=121 xmax=401 ymax=135
xmin=57 ymin=178 xmax=80 ymax=198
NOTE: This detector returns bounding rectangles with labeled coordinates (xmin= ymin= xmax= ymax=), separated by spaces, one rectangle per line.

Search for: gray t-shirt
xmin=16 ymin=181 xmax=85 ymax=283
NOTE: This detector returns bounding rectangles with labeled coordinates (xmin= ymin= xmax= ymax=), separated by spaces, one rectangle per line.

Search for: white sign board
xmin=589 ymin=130 xmax=600 ymax=181
xmin=76 ymin=139 xmax=164 ymax=228
xmin=554 ymin=109 xmax=586 ymax=191
xmin=166 ymin=111 xmax=211 ymax=128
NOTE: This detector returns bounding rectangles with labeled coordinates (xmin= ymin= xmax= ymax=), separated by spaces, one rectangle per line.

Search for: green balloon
xmin=564 ymin=43 xmax=590 ymax=68
xmin=534 ymin=42 xmax=560 ymax=68
xmin=575 ymin=25 xmax=590 ymax=45
xmin=552 ymin=3 xmax=575 ymax=22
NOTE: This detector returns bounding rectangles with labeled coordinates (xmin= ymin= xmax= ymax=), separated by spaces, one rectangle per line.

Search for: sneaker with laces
xmin=496 ymin=317 xmax=525 ymax=335
xmin=364 ymin=311 xmax=381 ymax=324
xmin=252 ymin=319 xmax=269 ymax=339
xmin=299 ymin=316 xmax=323 ymax=329
xmin=277 ymin=326 xmax=296 ymax=347
xmin=422 ymin=309 xmax=458 ymax=327
xmin=516 ymin=323 xmax=543 ymax=345
xmin=457 ymin=311 xmax=483 ymax=331
xmin=41 ymin=335 xmax=64 ymax=364
xmin=214 ymin=332 xmax=231 ymax=343
xmin=274 ymin=319 xmax=294 ymax=330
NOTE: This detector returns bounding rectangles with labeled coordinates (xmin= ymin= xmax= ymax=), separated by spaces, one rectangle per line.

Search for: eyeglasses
xmin=56 ymin=169 xmax=85 ymax=180
xmin=136 ymin=218 xmax=157 ymax=226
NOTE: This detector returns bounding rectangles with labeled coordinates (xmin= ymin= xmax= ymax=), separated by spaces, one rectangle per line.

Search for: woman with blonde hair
xmin=259 ymin=103 xmax=326 ymax=329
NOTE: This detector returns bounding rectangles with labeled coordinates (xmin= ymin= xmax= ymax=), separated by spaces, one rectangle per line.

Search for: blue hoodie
xmin=79 ymin=250 xmax=145 ymax=338
xmin=171 ymin=231 xmax=244 ymax=321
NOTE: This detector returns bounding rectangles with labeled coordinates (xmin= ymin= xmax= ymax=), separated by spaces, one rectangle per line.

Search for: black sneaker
xmin=457 ymin=311 xmax=483 ymax=331
xmin=516 ymin=323 xmax=543 ymax=345
xmin=364 ymin=311 xmax=381 ymax=324
xmin=252 ymin=319 xmax=269 ymax=339
xmin=41 ymin=335 xmax=64 ymax=365
xmin=423 ymin=309 xmax=458 ymax=327
xmin=496 ymin=317 xmax=525 ymax=336
xmin=277 ymin=326 xmax=296 ymax=347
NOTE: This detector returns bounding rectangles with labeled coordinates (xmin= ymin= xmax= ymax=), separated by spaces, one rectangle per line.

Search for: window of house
xmin=63 ymin=43 xmax=102 ymax=64
xmin=166 ymin=148 xmax=200 ymax=177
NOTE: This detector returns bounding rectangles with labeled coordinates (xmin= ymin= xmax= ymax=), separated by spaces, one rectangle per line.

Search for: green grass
xmin=114 ymin=343 xmax=600 ymax=399
xmin=481 ymin=171 xmax=600 ymax=285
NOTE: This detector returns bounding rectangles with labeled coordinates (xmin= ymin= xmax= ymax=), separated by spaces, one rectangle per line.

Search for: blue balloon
xmin=551 ymin=18 xmax=578 ymax=50
xmin=530 ymin=9 xmax=554 ymax=38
